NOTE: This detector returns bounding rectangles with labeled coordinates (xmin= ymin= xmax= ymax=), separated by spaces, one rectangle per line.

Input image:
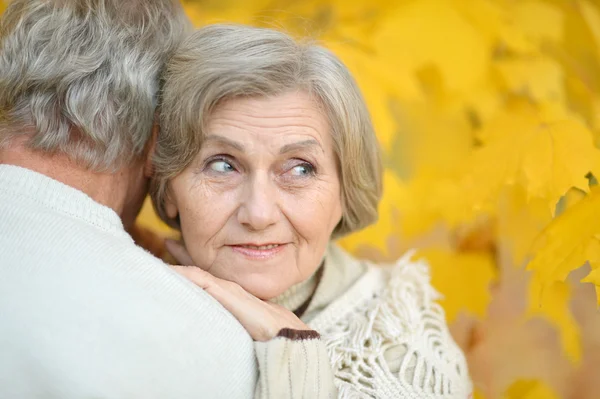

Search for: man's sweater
xmin=0 ymin=165 xmax=258 ymax=398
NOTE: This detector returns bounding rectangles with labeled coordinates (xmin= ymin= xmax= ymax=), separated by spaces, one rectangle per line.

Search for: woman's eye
xmin=288 ymin=163 xmax=315 ymax=177
xmin=208 ymin=160 xmax=235 ymax=173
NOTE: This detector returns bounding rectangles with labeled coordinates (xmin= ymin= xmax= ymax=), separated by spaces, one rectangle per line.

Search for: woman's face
xmin=165 ymin=91 xmax=342 ymax=299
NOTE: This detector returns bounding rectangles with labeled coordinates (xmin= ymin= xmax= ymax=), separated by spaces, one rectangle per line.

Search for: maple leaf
xmin=580 ymin=0 xmax=600 ymax=61
xmin=497 ymin=185 xmax=553 ymax=267
xmin=458 ymin=101 xmax=600 ymax=213
xmin=324 ymin=42 xmax=417 ymax=152
xmin=395 ymin=173 xmax=469 ymax=237
xmin=512 ymin=0 xmax=564 ymax=44
xmin=454 ymin=0 xmax=535 ymax=55
xmin=527 ymin=188 xmax=600 ymax=304
xmin=373 ymin=0 xmax=491 ymax=93
xmin=495 ymin=56 xmax=565 ymax=104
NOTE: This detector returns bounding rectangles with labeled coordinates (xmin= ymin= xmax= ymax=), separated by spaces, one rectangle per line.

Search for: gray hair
xmin=0 ymin=0 xmax=191 ymax=171
xmin=152 ymin=24 xmax=383 ymax=237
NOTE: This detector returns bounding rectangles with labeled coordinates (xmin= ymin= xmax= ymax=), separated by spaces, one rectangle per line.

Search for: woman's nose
xmin=236 ymin=174 xmax=280 ymax=231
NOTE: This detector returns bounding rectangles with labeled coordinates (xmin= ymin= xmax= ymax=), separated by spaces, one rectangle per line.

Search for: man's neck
xmin=0 ymin=138 xmax=144 ymax=228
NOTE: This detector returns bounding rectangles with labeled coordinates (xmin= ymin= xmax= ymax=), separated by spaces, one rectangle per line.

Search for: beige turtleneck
xmin=271 ymin=244 xmax=367 ymax=322
xmin=270 ymin=266 xmax=321 ymax=313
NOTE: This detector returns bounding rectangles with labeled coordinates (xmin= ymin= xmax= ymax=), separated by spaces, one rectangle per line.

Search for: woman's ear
xmin=144 ymin=118 xmax=159 ymax=178
xmin=164 ymin=189 xmax=179 ymax=220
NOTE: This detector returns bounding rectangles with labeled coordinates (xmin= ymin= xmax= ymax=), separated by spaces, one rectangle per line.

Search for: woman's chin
xmin=232 ymin=275 xmax=292 ymax=301
xmin=244 ymin=283 xmax=289 ymax=301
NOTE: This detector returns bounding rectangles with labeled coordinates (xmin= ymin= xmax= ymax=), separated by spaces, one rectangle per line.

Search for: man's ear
xmin=144 ymin=120 xmax=159 ymax=178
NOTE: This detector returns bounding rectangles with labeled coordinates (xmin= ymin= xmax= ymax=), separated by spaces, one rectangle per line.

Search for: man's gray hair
xmin=0 ymin=0 xmax=191 ymax=170
xmin=153 ymin=24 xmax=383 ymax=237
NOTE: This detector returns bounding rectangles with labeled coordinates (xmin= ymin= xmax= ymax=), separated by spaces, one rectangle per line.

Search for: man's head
xmin=0 ymin=0 xmax=190 ymax=226
xmin=0 ymin=0 xmax=190 ymax=170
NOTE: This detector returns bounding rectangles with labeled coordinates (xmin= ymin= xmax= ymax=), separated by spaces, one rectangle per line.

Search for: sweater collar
xmin=271 ymin=243 xmax=367 ymax=321
xmin=0 ymin=164 xmax=126 ymax=235
xmin=271 ymin=260 xmax=322 ymax=312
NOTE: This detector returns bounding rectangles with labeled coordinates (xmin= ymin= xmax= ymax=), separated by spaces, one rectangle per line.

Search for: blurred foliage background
xmin=4 ymin=0 xmax=600 ymax=398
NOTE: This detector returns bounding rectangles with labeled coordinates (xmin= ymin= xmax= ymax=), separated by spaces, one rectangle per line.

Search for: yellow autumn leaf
xmin=324 ymin=42 xmax=410 ymax=152
xmin=579 ymin=0 xmax=600 ymax=61
xmin=416 ymin=248 xmax=496 ymax=322
xmin=395 ymin=173 xmax=470 ymax=237
xmin=512 ymin=0 xmax=564 ymax=44
xmin=518 ymin=119 xmax=599 ymax=206
xmin=495 ymin=56 xmax=565 ymax=104
xmin=449 ymin=79 xmax=504 ymax=129
xmin=326 ymin=26 xmax=425 ymax=103
xmin=590 ymin=97 xmax=600 ymax=146
xmin=527 ymin=277 xmax=581 ymax=362
xmin=559 ymin=186 xmax=588 ymax=213
xmin=527 ymin=187 xmax=600 ymax=288
xmin=453 ymin=0 xmax=535 ymax=54
xmin=502 ymin=379 xmax=561 ymax=399
xmin=554 ymin=3 xmax=600 ymax=138
xmin=373 ymin=0 xmax=491 ymax=93
xmin=460 ymin=102 xmax=600 ymax=213
xmin=497 ymin=185 xmax=553 ymax=267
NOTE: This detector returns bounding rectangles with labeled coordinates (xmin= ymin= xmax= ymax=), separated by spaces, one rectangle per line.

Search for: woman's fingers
xmin=165 ymin=239 xmax=195 ymax=265
xmin=172 ymin=265 xmax=271 ymax=338
xmin=171 ymin=266 xmax=214 ymax=290
xmin=171 ymin=265 xmax=309 ymax=341
xmin=171 ymin=265 xmax=257 ymax=317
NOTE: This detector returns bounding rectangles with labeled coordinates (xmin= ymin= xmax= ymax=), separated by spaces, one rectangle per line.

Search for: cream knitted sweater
xmin=0 ymin=165 xmax=335 ymax=399
xmin=274 ymin=245 xmax=473 ymax=398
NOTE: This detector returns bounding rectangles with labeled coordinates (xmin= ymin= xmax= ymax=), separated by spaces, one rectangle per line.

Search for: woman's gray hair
xmin=0 ymin=0 xmax=190 ymax=171
xmin=153 ymin=24 xmax=383 ymax=237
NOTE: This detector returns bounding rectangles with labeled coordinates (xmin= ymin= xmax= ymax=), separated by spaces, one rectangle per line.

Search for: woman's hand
xmin=166 ymin=239 xmax=310 ymax=342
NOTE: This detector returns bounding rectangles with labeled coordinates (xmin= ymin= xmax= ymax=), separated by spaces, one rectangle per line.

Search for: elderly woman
xmin=151 ymin=24 xmax=472 ymax=398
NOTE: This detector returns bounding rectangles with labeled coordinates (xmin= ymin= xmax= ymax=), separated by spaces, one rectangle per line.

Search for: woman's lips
xmin=229 ymin=243 xmax=287 ymax=259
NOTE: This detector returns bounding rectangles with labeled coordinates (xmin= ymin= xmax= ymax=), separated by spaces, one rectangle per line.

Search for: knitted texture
xmin=309 ymin=252 xmax=473 ymax=399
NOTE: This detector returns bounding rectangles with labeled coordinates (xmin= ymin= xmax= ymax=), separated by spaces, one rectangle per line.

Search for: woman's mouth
xmin=230 ymin=243 xmax=287 ymax=259
xmin=240 ymin=244 xmax=280 ymax=250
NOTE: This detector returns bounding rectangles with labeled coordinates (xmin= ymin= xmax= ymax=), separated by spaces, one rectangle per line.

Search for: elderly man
xmin=0 ymin=1 xmax=258 ymax=397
